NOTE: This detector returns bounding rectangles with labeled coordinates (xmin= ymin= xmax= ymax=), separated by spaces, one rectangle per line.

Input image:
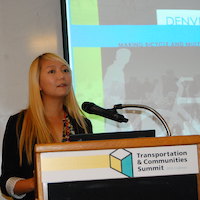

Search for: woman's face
xmin=39 ymin=59 xmax=72 ymax=99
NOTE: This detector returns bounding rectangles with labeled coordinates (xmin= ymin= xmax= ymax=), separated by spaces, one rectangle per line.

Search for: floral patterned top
xmin=62 ymin=112 xmax=75 ymax=142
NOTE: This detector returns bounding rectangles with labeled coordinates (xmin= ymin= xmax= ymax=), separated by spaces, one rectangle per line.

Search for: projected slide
xmin=64 ymin=0 xmax=200 ymax=136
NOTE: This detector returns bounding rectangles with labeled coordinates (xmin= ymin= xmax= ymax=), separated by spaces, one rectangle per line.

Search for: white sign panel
xmin=40 ymin=145 xmax=199 ymax=183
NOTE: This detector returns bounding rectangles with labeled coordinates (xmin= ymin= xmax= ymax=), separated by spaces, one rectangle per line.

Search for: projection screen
xmin=61 ymin=0 xmax=200 ymax=136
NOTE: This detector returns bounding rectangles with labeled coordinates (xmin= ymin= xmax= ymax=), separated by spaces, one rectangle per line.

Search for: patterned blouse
xmin=62 ymin=112 xmax=75 ymax=142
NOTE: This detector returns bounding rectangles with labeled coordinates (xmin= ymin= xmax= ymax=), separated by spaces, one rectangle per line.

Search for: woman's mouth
xmin=57 ymin=83 xmax=67 ymax=87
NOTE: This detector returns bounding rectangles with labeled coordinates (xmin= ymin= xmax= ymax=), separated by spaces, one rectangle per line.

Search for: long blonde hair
xmin=18 ymin=53 xmax=88 ymax=165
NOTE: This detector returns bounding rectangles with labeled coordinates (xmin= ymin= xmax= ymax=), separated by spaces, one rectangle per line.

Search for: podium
xmin=35 ymin=135 xmax=200 ymax=200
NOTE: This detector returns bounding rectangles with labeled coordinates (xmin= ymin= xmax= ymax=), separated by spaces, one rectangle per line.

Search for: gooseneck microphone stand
xmin=114 ymin=104 xmax=172 ymax=136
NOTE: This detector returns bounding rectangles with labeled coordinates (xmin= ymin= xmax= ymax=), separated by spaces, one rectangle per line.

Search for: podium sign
xmin=35 ymin=135 xmax=200 ymax=200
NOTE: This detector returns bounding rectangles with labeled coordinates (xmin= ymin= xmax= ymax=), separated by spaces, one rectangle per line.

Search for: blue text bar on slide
xmin=70 ymin=25 xmax=200 ymax=47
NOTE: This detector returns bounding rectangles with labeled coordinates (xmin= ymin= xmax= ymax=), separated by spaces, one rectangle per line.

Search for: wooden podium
xmin=35 ymin=135 xmax=200 ymax=200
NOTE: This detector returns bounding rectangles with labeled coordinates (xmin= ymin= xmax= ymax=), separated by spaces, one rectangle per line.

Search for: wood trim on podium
xmin=35 ymin=135 xmax=200 ymax=153
xmin=34 ymin=135 xmax=200 ymax=200
xmin=35 ymin=150 xmax=43 ymax=200
xmin=198 ymin=144 xmax=200 ymax=200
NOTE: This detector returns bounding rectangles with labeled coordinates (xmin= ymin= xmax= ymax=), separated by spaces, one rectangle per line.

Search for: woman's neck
xmin=42 ymin=97 xmax=66 ymax=142
xmin=42 ymin=96 xmax=65 ymax=118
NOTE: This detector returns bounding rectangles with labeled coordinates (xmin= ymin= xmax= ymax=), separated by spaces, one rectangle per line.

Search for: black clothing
xmin=0 ymin=112 xmax=92 ymax=200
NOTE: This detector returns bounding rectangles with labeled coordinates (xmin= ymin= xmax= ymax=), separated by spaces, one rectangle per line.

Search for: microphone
xmin=82 ymin=102 xmax=128 ymax=123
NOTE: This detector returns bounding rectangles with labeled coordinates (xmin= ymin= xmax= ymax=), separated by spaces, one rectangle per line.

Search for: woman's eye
xmin=63 ymin=68 xmax=70 ymax=73
xmin=48 ymin=70 xmax=56 ymax=74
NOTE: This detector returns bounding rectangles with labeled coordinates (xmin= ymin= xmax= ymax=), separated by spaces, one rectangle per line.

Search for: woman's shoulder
xmin=8 ymin=110 xmax=26 ymax=121
xmin=84 ymin=118 xmax=93 ymax=133
xmin=84 ymin=117 xmax=92 ymax=125
xmin=6 ymin=110 xmax=26 ymax=128
xmin=3 ymin=110 xmax=26 ymax=146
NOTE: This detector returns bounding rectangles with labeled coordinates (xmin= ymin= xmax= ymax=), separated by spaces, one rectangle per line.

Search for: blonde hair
xmin=18 ymin=53 xmax=88 ymax=165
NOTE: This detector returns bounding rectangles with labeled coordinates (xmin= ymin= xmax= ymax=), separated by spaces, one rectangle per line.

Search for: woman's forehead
xmin=40 ymin=58 xmax=68 ymax=67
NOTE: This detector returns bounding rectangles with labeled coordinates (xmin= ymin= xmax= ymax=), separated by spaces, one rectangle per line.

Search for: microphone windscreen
xmin=81 ymin=102 xmax=94 ymax=113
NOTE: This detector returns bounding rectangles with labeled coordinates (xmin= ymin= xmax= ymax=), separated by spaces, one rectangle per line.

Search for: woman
xmin=0 ymin=53 xmax=92 ymax=199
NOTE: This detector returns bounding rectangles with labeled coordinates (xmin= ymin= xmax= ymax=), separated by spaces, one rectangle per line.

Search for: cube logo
xmin=109 ymin=149 xmax=133 ymax=177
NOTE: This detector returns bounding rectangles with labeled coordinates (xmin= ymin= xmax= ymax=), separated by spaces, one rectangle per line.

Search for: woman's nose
xmin=57 ymin=70 xmax=64 ymax=79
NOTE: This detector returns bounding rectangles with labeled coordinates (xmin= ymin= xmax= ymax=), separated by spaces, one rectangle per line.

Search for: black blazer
xmin=0 ymin=112 xmax=92 ymax=200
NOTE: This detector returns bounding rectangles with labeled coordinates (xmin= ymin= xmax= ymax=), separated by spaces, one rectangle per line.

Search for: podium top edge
xmin=34 ymin=135 xmax=200 ymax=153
